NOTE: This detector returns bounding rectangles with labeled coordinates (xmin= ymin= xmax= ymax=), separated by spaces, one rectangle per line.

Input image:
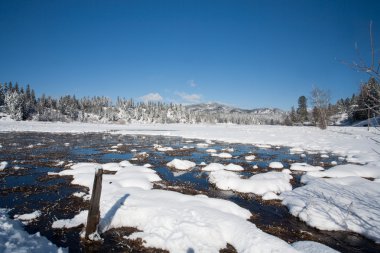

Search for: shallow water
xmin=0 ymin=132 xmax=379 ymax=253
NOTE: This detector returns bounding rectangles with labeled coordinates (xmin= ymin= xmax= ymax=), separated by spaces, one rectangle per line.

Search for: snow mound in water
xmin=269 ymin=162 xmax=284 ymax=169
xmin=209 ymin=170 xmax=292 ymax=196
xmin=167 ymin=159 xmax=196 ymax=170
xmin=211 ymin=152 xmax=232 ymax=158
xmin=202 ymin=163 xmax=243 ymax=172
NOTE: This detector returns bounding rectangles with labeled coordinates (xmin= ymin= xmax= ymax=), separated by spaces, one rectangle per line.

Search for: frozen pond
xmin=0 ymin=132 xmax=379 ymax=252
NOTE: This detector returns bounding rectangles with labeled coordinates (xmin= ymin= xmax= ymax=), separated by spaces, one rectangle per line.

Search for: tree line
xmin=1 ymin=78 xmax=379 ymax=127
xmin=285 ymin=77 xmax=380 ymax=129
xmin=0 ymin=82 xmax=282 ymax=124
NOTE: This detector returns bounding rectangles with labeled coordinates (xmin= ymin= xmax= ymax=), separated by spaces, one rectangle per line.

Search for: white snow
xmin=209 ymin=170 xmax=292 ymax=196
xmin=262 ymin=192 xmax=281 ymax=200
xmin=269 ymin=162 xmax=284 ymax=169
xmin=166 ymin=159 xmax=196 ymax=171
xmin=196 ymin=143 xmax=209 ymax=148
xmin=154 ymin=144 xmax=174 ymax=152
xmin=52 ymin=162 xmax=299 ymax=252
xmin=289 ymin=147 xmax=304 ymax=154
xmin=14 ymin=211 xmax=41 ymax=222
xmin=256 ymin=144 xmax=272 ymax=149
xmin=224 ymin=163 xmax=244 ymax=171
xmin=206 ymin=149 xmax=217 ymax=153
xmin=211 ymin=152 xmax=232 ymax=158
xmin=245 ymin=155 xmax=256 ymax=161
xmin=0 ymin=161 xmax=8 ymax=171
xmin=281 ymin=175 xmax=380 ymax=243
xmin=202 ymin=163 xmax=243 ymax=172
xmin=0 ymin=209 xmax=65 ymax=253
xmin=307 ymin=163 xmax=380 ymax=179
xmin=292 ymin=241 xmax=339 ymax=253
xmin=290 ymin=163 xmax=324 ymax=172
xmin=52 ymin=211 xmax=88 ymax=229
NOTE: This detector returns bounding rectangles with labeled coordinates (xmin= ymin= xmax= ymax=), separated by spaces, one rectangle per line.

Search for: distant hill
xmin=185 ymin=103 xmax=286 ymax=124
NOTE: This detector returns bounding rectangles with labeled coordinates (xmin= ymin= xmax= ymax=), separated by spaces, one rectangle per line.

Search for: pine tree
xmin=297 ymin=96 xmax=308 ymax=122
xmin=290 ymin=106 xmax=297 ymax=123
xmin=352 ymin=77 xmax=380 ymax=121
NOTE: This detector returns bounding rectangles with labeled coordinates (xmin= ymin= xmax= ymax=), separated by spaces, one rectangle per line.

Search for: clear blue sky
xmin=1 ymin=0 xmax=379 ymax=110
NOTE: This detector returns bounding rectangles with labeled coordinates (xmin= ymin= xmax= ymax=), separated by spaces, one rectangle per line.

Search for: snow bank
xmin=281 ymin=176 xmax=380 ymax=243
xmin=0 ymin=209 xmax=65 ymax=253
xmin=307 ymin=163 xmax=380 ymax=179
xmin=167 ymin=159 xmax=196 ymax=171
xmin=202 ymin=163 xmax=244 ymax=172
xmin=290 ymin=163 xmax=324 ymax=172
xmin=52 ymin=163 xmax=299 ymax=252
xmin=292 ymin=241 xmax=339 ymax=253
xmin=209 ymin=170 xmax=292 ymax=196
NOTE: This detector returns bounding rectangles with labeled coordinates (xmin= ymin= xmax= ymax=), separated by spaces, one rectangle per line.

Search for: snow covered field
xmin=1 ymin=120 xmax=380 ymax=252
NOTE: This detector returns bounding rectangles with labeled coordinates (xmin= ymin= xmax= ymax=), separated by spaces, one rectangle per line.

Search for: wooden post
xmin=85 ymin=167 xmax=103 ymax=239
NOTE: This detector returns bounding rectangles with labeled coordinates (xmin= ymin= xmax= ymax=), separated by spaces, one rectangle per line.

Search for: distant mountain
xmin=185 ymin=103 xmax=286 ymax=124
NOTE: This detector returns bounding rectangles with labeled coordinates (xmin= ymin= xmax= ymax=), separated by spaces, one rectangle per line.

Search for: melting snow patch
xmin=196 ymin=143 xmax=209 ymax=148
xmin=0 ymin=209 xmax=66 ymax=253
xmin=289 ymin=147 xmax=304 ymax=154
xmin=262 ymin=192 xmax=281 ymax=201
xmin=167 ymin=159 xmax=196 ymax=171
xmin=206 ymin=149 xmax=217 ymax=153
xmin=211 ymin=152 xmax=232 ymax=159
xmin=269 ymin=162 xmax=284 ymax=169
xmin=0 ymin=161 xmax=8 ymax=171
xmin=209 ymin=170 xmax=292 ymax=196
xmin=202 ymin=163 xmax=243 ymax=172
xmin=52 ymin=210 xmax=88 ymax=229
xmin=281 ymin=175 xmax=380 ymax=243
xmin=256 ymin=144 xmax=272 ymax=149
xmin=154 ymin=145 xmax=174 ymax=152
xmin=14 ymin=211 xmax=41 ymax=223
xmin=245 ymin=155 xmax=256 ymax=161
xmin=290 ymin=163 xmax=324 ymax=172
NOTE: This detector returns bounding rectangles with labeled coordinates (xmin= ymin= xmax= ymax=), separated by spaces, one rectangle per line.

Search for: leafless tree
xmin=350 ymin=22 xmax=380 ymax=130
xmin=311 ymin=87 xmax=330 ymax=129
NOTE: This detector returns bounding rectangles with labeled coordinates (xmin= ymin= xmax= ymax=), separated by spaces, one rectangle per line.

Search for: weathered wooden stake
xmin=85 ymin=167 xmax=103 ymax=239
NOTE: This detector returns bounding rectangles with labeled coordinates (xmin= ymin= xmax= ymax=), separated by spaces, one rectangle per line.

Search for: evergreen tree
xmin=352 ymin=77 xmax=380 ymax=121
xmin=290 ymin=106 xmax=297 ymax=123
xmin=297 ymin=95 xmax=308 ymax=122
